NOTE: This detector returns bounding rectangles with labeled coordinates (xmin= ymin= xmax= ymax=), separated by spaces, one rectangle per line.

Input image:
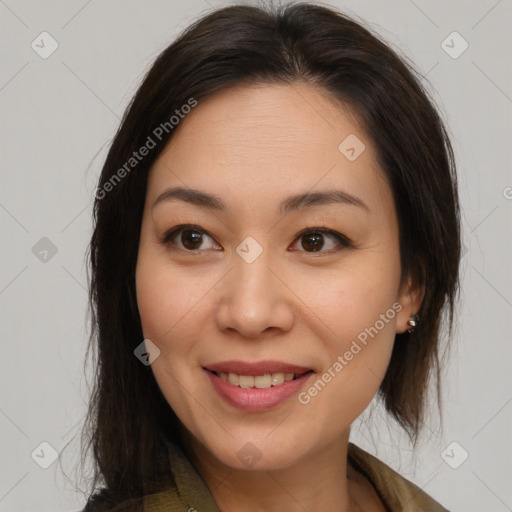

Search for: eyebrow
xmin=153 ymin=186 xmax=369 ymax=213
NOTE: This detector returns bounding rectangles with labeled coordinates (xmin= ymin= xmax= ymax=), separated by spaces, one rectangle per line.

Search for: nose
xmin=214 ymin=249 xmax=294 ymax=339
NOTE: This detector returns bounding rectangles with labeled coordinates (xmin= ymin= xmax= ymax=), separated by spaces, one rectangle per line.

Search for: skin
xmin=135 ymin=82 xmax=422 ymax=511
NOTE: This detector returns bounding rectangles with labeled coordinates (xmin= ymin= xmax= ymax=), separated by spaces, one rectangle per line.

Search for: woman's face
xmin=136 ymin=82 xmax=419 ymax=470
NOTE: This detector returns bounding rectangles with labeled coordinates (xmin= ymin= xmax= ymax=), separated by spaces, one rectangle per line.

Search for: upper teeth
xmin=218 ymin=372 xmax=296 ymax=389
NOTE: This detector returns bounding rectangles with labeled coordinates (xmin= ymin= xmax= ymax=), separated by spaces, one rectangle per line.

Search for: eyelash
xmin=159 ymin=224 xmax=353 ymax=254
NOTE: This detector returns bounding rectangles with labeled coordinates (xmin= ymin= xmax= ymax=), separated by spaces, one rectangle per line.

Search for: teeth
xmin=239 ymin=375 xmax=254 ymax=388
xmin=227 ymin=372 xmax=239 ymax=386
xmin=217 ymin=371 xmax=300 ymax=388
xmin=255 ymin=374 xmax=272 ymax=388
xmin=271 ymin=373 xmax=284 ymax=386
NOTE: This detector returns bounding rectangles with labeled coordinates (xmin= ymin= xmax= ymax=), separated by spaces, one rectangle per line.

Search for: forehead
xmin=147 ymin=82 xmax=390 ymax=213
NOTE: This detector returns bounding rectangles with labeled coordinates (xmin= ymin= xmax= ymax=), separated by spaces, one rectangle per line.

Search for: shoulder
xmin=79 ymin=486 xmax=186 ymax=512
xmin=348 ymin=443 xmax=450 ymax=512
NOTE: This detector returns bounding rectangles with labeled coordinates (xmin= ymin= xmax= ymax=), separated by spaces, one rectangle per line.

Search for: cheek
xmin=136 ymin=248 xmax=198 ymax=341
xmin=135 ymin=250 xmax=211 ymax=415
xmin=294 ymin=256 xmax=401 ymax=347
xmin=292 ymin=258 xmax=400 ymax=415
xmin=135 ymin=247 xmax=224 ymax=373
xmin=136 ymin=258 xmax=175 ymax=343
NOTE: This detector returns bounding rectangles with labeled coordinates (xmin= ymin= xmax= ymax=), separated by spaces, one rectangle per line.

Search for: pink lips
xmin=204 ymin=360 xmax=314 ymax=411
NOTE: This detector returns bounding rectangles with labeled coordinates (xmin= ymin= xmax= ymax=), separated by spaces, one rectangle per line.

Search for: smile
xmin=204 ymin=361 xmax=314 ymax=411
xmin=215 ymin=371 xmax=302 ymax=389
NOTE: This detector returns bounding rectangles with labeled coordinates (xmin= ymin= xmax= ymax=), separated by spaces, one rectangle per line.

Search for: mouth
xmin=209 ymin=370 xmax=312 ymax=389
xmin=203 ymin=361 xmax=314 ymax=411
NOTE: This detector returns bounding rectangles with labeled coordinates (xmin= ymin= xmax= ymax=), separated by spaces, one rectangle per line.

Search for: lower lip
xmin=205 ymin=370 xmax=314 ymax=411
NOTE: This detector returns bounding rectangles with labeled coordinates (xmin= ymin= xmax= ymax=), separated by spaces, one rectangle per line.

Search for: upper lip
xmin=204 ymin=360 xmax=312 ymax=376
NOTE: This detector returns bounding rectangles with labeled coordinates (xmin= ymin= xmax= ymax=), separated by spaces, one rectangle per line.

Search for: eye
xmin=289 ymin=227 xmax=352 ymax=253
xmin=160 ymin=225 xmax=221 ymax=252
xmin=160 ymin=225 xmax=351 ymax=254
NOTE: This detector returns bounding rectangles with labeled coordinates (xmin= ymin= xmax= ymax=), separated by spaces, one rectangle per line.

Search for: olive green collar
xmin=142 ymin=441 xmax=449 ymax=512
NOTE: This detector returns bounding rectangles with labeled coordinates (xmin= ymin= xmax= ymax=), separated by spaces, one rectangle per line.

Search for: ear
xmin=395 ymin=272 xmax=424 ymax=334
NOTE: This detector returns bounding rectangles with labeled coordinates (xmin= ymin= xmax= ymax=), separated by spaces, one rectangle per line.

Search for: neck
xmin=183 ymin=429 xmax=362 ymax=512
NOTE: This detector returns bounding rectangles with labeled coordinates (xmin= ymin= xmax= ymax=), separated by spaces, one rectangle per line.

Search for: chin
xmin=209 ymin=440 xmax=306 ymax=472
xmin=188 ymin=419 xmax=326 ymax=474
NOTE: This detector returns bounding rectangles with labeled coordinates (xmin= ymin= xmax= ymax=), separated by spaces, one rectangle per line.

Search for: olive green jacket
xmin=82 ymin=442 xmax=449 ymax=512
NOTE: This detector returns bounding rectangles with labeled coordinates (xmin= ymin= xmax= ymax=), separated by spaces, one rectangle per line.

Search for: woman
xmin=80 ymin=3 xmax=460 ymax=511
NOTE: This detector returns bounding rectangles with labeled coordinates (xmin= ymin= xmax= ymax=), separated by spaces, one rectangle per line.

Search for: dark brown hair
xmin=77 ymin=2 xmax=460 ymax=509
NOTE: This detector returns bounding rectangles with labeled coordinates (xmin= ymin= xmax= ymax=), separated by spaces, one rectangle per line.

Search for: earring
xmin=407 ymin=314 xmax=419 ymax=334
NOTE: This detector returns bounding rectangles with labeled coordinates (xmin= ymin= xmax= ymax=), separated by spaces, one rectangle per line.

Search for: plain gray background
xmin=1 ymin=0 xmax=511 ymax=511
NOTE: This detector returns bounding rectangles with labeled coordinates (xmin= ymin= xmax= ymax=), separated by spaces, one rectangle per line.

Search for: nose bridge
xmin=235 ymin=251 xmax=273 ymax=300
xmin=215 ymin=239 xmax=293 ymax=337
xmin=232 ymin=245 xmax=277 ymax=315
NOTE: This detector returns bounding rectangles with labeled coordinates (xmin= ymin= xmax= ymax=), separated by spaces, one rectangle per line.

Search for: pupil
xmin=303 ymin=233 xmax=324 ymax=252
xmin=182 ymin=230 xmax=202 ymax=250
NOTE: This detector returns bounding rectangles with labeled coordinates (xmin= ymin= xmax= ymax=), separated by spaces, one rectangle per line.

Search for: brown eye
xmin=161 ymin=225 xmax=221 ymax=252
xmin=301 ymin=232 xmax=325 ymax=252
xmin=180 ymin=229 xmax=204 ymax=250
xmin=291 ymin=228 xmax=351 ymax=253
